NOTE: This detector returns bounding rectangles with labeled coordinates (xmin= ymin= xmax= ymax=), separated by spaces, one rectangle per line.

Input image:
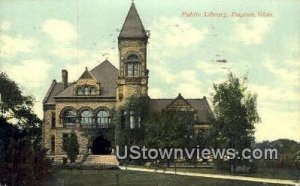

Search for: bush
xmin=62 ymin=132 xmax=79 ymax=163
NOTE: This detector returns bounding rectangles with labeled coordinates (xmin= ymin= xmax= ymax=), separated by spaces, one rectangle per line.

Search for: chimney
xmin=62 ymin=70 xmax=68 ymax=90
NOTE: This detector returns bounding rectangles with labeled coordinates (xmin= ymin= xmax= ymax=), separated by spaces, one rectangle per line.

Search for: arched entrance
xmin=91 ymin=135 xmax=112 ymax=155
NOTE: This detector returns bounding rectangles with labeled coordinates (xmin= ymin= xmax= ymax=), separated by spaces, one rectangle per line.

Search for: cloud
xmin=42 ymin=19 xmax=77 ymax=44
xmin=250 ymin=84 xmax=300 ymax=102
xmin=63 ymin=48 xmax=118 ymax=82
xmin=149 ymin=17 xmax=208 ymax=50
xmin=3 ymin=59 xmax=53 ymax=88
xmin=265 ymin=56 xmax=300 ymax=87
xmin=234 ymin=18 xmax=273 ymax=45
xmin=0 ymin=20 xmax=10 ymax=31
xmin=0 ymin=35 xmax=36 ymax=56
xmin=255 ymin=107 xmax=300 ymax=142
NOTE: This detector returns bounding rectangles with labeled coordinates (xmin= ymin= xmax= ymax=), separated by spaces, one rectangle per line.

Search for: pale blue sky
xmin=0 ymin=0 xmax=299 ymax=142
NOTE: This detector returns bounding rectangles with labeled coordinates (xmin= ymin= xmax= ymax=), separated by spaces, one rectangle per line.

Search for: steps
xmin=84 ymin=155 xmax=119 ymax=166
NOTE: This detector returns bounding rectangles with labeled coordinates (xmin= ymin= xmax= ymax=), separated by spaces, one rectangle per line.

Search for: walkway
xmin=119 ymin=166 xmax=299 ymax=185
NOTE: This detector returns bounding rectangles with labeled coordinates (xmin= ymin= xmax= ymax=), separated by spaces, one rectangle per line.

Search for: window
xmin=125 ymin=54 xmax=140 ymax=77
xmin=62 ymin=133 xmax=69 ymax=148
xmin=77 ymin=86 xmax=97 ymax=96
xmin=81 ymin=110 xmax=93 ymax=127
xmin=129 ymin=111 xmax=141 ymax=129
xmin=51 ymin=136 xmax=55 ymax=154
xmin=51 ymin=112 xmax=56 ymax=128
xmin=97 ymin=110 xmax=110 ymax=128
xmin=121 ymin=110 xmax=127 ymax=129
xmin=91 ymin=87 xmax=96 ymax=95
xmin=62 ymin=109 xmax=77 ymax=127
xmin=84 ymin=87 xmax=90 ymax=95
xmin=130 ymin=111 xmax=135 ymax=129
xmin=77 ymin=87 xmax=84 ymax=95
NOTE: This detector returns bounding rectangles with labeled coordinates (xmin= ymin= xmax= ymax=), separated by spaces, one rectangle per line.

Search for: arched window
xmin=97 ymin=110 xmax=110 ymax=128
xmin=125 ymin=54 xmax=140 ymax=77
xmin=80 ymin=110 xmax=93 ymax=127
xmin=62 ymin=109 xmax=77 ymax=127
xmin=84 ymin=87 xmax=90 ymax=95
xmin=77 ymin=87 xmax=84 ymax=95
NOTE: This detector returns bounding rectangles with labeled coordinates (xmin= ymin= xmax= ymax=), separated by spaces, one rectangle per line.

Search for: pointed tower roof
xmin=119 ymin=3 xmax=147 ymax=39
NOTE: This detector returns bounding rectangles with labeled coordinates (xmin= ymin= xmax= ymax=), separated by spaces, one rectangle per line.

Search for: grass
xmin=163 ymin=167 xmax=300 ymax=180
xmin=43 ymin=169 xmax=287 ymax=186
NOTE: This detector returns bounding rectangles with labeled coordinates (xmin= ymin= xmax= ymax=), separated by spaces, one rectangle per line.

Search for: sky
xmin=0 ymin=0 xmax=299 ymax=142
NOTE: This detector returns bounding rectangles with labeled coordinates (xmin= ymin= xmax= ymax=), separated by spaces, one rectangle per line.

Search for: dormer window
xmin=125 ymin=54 xmax=140 ymax=77
xmin=84 ymin=87 xmax=90 ymax=95
xmin=91 ymin=87 xmax=96 ymax=95
xmin=77 ymin=86 xmax=97 ymax=96
xmin=77 ymin=87 xmax=84 ymax=95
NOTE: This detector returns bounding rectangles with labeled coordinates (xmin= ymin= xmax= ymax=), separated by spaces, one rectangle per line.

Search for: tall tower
xmin=117 ymin=3 xmax=149 ymax=103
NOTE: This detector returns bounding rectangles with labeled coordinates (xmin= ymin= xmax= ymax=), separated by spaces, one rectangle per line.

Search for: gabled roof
xmin=79 ymin=68 xmax=97 ymax=81
xmin=119 ymin=3 xmax=148 ymax=39
xmin=43 ymin=81 xmax=74 ymax=105
xmin=149 ymin=95 xmax=214 ymax=124
xmin=43 ymin=60 xmax=119 ymax=104
xmin=166 ymin=93 xmax=193 ymax=110
xmin=90 ymin=60 xmax=119 ymax=97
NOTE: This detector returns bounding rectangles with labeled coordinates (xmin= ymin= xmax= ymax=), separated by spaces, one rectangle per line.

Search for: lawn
xmin=43 ymin=169 xmax=285 ymax=186
xmin=163 ymin=167 xmax=300 ymax=180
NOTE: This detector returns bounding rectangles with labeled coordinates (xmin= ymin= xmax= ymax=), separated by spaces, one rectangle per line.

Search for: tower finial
xmin=131 ymin=0 xmax=134 ymax=3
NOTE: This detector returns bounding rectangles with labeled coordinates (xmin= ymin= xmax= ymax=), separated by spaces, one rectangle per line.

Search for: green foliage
xmin=62 ymin=132 xmax=80 ymax=163
xmin=255 ymin=139 xmax=300 ymax=168
xmin=143 ymin=110 xmax=196 ymax=166
xmin=0 ymin=116 xmax=51 ymax=185
xmin=0 ymin=73 xmax=51 ymax=184
xmin=210 ymin=73 xmax=260 ymax=171
xmin=144 ymin=110 xmax=195 ymax=148
xmin=115 ymin=95 xmax=149 ymax=147
xmin=0 ymin=72 xmax=42 ymax=148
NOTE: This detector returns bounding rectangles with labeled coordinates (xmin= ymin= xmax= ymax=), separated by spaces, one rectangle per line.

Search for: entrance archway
xmin=91 ymin=135 xmax=112 ymax=155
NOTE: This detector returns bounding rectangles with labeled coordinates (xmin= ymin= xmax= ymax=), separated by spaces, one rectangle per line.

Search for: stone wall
xmin=44 ymin=100 xmax=117 ymax=155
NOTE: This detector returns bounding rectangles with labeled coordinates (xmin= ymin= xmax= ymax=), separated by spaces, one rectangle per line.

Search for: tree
xmin=0 ymin=73 xmax=51 ymax=185
xmin=210 ymin=73 xmax=260 ymax=171
xmin=144 ymin=110 xmax=195 ymax=166
xmin=256 ymin=139 xmax=300 ymax=168
xmin=62 ymin=132 xmax=79 ymax=163
xmin=0 ymin=72 xmax=42 ymax=148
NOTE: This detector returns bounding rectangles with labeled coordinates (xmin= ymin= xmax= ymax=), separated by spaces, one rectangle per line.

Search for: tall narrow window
xmin=62 ymin=109 xmax=77 ymax=127
xmin=51 ymin=112 xmax=56 ymax=128
xmin=129 ymin=111 xmax=141 ymax=129
xmin=51 ymin=136 xmax=55 ymax=154
xmin=125 ymin=54 xmax=140 ymax=77
xmin=62 ymin=133 xmax=69 ymax=148
xmin=121 ymin=110 xmax=126 ymax=129
xmin=80 ymin=110 xmax=93 ymax=127
xmin=84 ymin=87 xmax=90 ymax=95
xmin=77 ymin=87 xmax=84 ymax=95
xmin=130 ymin=111 xmax=135 ymax=129
xmin=91 ymin=87 xmax=96 ymax=95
